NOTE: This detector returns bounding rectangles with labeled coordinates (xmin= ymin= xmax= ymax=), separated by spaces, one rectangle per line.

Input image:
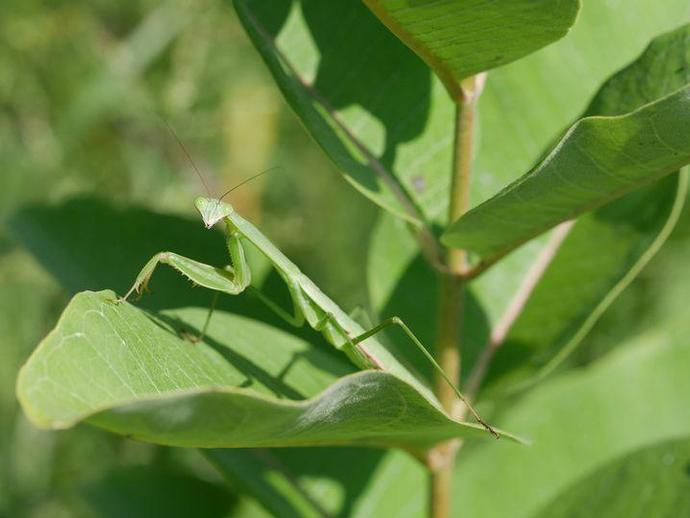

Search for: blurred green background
xmin=3 ymin=1 xmax=690 ymax=517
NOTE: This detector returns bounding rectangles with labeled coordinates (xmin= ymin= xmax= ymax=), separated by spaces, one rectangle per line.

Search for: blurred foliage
xmin=2 ymin=0 xmax=690 ymax=516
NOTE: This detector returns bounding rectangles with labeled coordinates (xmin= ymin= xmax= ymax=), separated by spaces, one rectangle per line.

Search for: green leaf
xmin=443 ymin=89 xmax=690 ymax=258
xmin=363 ymin=0 xmax=580 ymax=99
xmin=482 ymin=173 xmax=686 ymax=393
xmin=534 ymin=437 xmax=690 ymax=518
xmin=232 ymin=0 xmax=454 ymax=225
xmin=444 ymin=24 xmax=690 ymax=259
xmin=230 ymin=0 xmax=590 ymax=344
xmin=17 ymin=290 xmax=513 ymax=449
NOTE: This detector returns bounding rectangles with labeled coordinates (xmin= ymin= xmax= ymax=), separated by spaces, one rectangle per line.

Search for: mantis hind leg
xmin=351 ymin=316 xmax=498 ymax=438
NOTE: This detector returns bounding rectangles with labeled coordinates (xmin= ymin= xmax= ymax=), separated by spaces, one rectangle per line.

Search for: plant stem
xmin=429 ymin=74 xmax=484 ymax=518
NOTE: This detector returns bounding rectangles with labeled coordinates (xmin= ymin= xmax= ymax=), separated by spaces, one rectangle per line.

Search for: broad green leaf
xmin=471 ymin=2 xmax=690 ymax=218
xmin=482 ymin=173 xmax=686 ymax=393
xmin=534 ymin=437 xmax=690 ymax=518
xmin=364 ymin=0 xmax=579 ymax=99
xmin=444 ymin=24 xmax=690 ymax=260
xmin=7 ymin=198 xmax=512 ymax=511
xmin=444 ymin=88 xmax=690 ymax=258
xmin=17 ymin=290 xmax=514 ymax=449
xmin=232 ymin=0 xmax=455 ymax=225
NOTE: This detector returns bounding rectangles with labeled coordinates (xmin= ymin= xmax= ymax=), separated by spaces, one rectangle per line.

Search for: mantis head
xmin=195 ymin=197 xmax=234 ymax=229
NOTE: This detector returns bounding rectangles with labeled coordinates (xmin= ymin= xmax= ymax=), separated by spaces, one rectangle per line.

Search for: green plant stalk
xmin=429 ymin=74 xmax=484 ymax=518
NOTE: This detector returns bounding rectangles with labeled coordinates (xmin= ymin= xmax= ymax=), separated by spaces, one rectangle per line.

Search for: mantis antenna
xmin=162 ymin=118 xmax=281 ymax=199
xmin=163 ymin=119 xmax=212 ymax=197
xmin=217 ymin=166 xmax=283 ymax=202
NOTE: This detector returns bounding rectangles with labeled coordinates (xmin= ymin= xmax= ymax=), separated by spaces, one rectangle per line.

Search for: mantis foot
xmin=179 ymin=329 xmax=204 ymax=344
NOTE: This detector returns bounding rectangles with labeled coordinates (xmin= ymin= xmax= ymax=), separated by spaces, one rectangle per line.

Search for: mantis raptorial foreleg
xmin=122 ymin=232 xmax=251 ymax=301
xmin=121 ymin=231 xmax=250 ymax=344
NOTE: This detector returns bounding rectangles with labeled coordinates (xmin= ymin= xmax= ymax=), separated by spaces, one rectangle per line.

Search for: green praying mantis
xmin=119 ymin=139 xmax=498 ymax=438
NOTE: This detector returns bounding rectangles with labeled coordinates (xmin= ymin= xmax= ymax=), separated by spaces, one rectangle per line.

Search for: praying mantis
xmin=120 ymin=194 xmax=498 ymax=438
xmin=118 ymin=131 xmax=498 ymax=436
